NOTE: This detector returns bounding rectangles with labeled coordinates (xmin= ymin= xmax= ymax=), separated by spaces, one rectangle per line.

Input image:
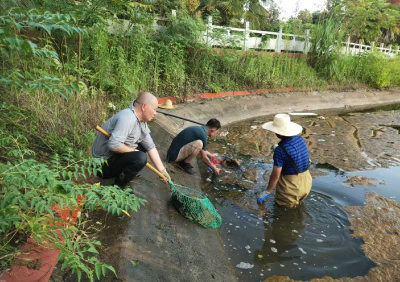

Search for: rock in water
xmin=243 ymin=168 xmax=258 ymax=182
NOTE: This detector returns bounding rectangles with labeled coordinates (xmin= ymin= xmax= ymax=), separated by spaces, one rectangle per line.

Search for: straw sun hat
xmin=158 ymin=99 xmax=177 ymax=109
xmin=262 ymin=114 xmax=303 ymax=136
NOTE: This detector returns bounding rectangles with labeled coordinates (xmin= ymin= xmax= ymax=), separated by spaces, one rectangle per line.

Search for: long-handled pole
xmin=157 ymin=111 xmax=205 ymax=126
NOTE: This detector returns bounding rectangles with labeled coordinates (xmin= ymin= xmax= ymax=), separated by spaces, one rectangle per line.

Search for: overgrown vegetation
xmin=0 ymin=102 xmax=147 ymax=281
xmin=1 ymin=0 xmax=400 ymax=280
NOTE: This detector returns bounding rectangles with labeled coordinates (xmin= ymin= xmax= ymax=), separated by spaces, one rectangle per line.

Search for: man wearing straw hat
xmin=167 ymin=119 xmax=222 ymax=175
xmin=257 ymin=114 xmax=312 ymax=207
xmin=91 ymin=92 xmax=171 ymax=188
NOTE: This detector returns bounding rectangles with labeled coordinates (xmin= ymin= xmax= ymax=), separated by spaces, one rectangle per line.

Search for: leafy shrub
xmin=0 ymin=140 xmax=146 ymax=281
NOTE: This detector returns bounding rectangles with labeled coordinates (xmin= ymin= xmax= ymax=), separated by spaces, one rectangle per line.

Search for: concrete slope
xmin=155 ymin=89 xmax=400 ymax=135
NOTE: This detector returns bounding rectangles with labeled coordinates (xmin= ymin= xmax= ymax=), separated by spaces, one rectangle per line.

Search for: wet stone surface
xmin=202 ymin=105 xmax=400 ymax=282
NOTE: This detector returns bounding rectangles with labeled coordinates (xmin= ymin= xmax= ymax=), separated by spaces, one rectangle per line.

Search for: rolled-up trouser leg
xmin=175 ymin=140 xmax=203 ymax=163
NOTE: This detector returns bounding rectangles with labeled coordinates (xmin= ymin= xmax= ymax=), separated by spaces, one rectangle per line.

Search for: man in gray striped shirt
xmin=91 ymin=92 xmax=171 ymax=188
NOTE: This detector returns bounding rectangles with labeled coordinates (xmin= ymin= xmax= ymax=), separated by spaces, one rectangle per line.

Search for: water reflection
xmin=254 ymin=204 xmax=307 ymax=266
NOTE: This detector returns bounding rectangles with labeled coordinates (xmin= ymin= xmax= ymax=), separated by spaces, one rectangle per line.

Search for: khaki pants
xmin=175 ymin=140 xmax=203 ymax=163
xmin=275 ymin=170 xmax=312 ymax=208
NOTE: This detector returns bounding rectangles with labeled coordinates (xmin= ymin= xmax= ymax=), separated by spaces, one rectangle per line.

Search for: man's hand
xmin=257 ymin=191 xmax=270 ymax=203
xmin=213 ymin=167 xmax=221 ymax=175
xmin=209 ymin=153 xmax=218 ymax=158
xmin=160 ymin=169 xmax=171 ymax=184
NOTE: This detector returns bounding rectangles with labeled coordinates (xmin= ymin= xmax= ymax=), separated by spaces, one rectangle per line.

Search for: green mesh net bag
xmin=171 ymin=184 xmax=222 ymax=228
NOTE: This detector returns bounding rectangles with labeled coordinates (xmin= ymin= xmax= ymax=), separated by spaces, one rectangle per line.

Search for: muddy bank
xmin=263 ymin=192 xmax=400 ymax=282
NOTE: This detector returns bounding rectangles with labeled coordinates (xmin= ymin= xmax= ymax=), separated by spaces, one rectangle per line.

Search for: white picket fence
xmin=108 ymin=10 xmax=400 ymax=57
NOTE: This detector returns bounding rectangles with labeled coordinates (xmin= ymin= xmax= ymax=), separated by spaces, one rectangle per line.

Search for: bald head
xmin=135 ymin=92 xmax=157 ymax=106
xmin=133 ymin=92 xmax=158 ymax=122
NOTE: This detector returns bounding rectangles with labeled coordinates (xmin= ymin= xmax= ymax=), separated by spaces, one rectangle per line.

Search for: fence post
xmin=388 ymin=44 xmax=392 ymax=54
xmin=371 ymin=41 xmax=375 ymax=51
xmin=172 ymin=9 xmax=176 ymax=17
xmin=379 ymin=43 xmax=384 ymax=53
xmin=153 ymin=18 xmax=158 ymax=30
xmin=244 ymin=21 xmax=249 ymax=50
xmin=346 ymin=36 xmax=350 ymax=55
xmin=206 ymin=16 xmax=212 ymax=47
xmin=304 ymin=29 xmax=310 ymax=54
xmin=358 ymin=39 xmax=363 ymax=53
xmin=275 ymin=26 xmax=283 ymax=53
xmin=397 ymin=46 xmax=400 ymax=55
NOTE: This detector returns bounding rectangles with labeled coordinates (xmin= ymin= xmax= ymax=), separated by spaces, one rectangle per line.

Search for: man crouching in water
xmin=257 ymin=114 xmax=312 ymax=207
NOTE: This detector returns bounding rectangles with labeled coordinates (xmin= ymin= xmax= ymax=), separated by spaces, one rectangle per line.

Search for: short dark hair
xmin=206 ymin=118 xmax=221 ymax=130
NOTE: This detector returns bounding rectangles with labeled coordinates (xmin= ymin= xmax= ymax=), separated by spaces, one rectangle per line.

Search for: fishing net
xmin=171 ymin=184 xmax=222 ymax=228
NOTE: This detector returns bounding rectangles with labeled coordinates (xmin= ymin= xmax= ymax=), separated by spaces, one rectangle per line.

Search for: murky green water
xmin=201 ymin=106 xmax=400 ymax=281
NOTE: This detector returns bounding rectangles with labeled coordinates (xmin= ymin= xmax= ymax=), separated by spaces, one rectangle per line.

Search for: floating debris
xmin=318 ymin=139 xmax=326 ymax=142
xmin=316 ymin=239 xmax=324 ymax=242
xmin=280 ymin=264 xmax=285 ymax=267
xmin=270 ymin=239 xmax=276 ymax=244
xmin=292 ymin=230 xmax=298 ymax=233
xmin=298 ymin=248 xmax=307 ymax=254
xmin=236 ymin=262 xmax=254 ymax=269
xmin=271 ymin=247 xmax=278 ymax=253
xmin=245 ymin=245 xmax=251 ymax=250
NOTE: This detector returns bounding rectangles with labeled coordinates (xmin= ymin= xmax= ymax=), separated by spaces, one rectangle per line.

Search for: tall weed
xmin=335 ymin=51 xmax=400 ymax=88
xmin=308 ymin=18 xmax=345 ymax=78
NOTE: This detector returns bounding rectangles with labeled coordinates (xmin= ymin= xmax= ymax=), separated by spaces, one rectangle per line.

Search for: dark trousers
xmin=101 ymin=150 xmax=147 ymax=180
